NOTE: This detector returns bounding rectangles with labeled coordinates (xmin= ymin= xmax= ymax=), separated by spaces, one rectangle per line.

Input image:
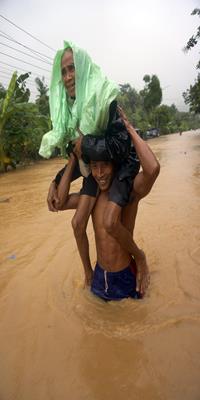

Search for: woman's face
xmin=61 ymin=49 xmax=75 ymax=98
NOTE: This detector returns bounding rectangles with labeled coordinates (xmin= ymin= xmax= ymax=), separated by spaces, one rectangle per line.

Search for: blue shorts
xmin=91 ymin=259 xmax=140 ymax=301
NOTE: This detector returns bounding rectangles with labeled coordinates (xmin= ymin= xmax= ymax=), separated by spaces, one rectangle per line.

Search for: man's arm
xmin=57 ymin=154 xmax=77 ymax=208
xmin=47 ymin=154 xmax=82 ymax=212
xmin=47 ymin=165 xmax=74 ymax=212
xmin=103 ymin=108 xmax=160 ymax=296
xmin=118 ymin=107 xmax=160 ymax=198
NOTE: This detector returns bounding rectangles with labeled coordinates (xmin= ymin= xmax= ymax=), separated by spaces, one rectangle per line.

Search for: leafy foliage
xmin=183 ymin=8 xmax=200 ymax=113
xmin=0 ymin=83 xmax=6 ymax=100
xmin=140 ymin=75 xmax=162 ymax=113
xmin=0 ymin=73 xmax=50 ymax=171
xmin=183 ymin=74 xmax=200 ymax=113
xmin=118 ymin=81 xmax=198 ymax=136
xmin=14 ymin=73 xmax=31 ymax=102
xmin=184 ymin=9 xmax=200 ymax=54
xmin=117 ymin=84 xmax=142 ymax=122
xmin=35 ymin=77 xmax=50 ymax=116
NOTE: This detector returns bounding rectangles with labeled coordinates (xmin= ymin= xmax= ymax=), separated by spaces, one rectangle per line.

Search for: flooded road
xmin=0 ymin=131 xmax=200 ymax=400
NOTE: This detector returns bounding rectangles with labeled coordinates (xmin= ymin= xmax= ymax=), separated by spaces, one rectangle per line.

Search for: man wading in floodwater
xmin=56 ymin=109 xmax=160 ymax=300
xmin=39 ymin=41 xmax=151 ymax=292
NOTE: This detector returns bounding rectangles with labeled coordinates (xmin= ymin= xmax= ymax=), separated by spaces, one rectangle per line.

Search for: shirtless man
xmin=57 ymin=109 xmax=160 ymax=299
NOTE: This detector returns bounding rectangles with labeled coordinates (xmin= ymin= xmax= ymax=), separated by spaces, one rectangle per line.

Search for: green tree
xmin=35 ymin=77 xmax=50 ymax=116
xmin=184 ymin=9 xmax=200 ymax=55
xmin=14 ymin=73 xmax=31 ymax=102
xmin=0 ymin=73 xmax=50 ymax=171
xmin=183 ymin=8 xmax=200 ymax=113
xmin=117 ymin=77 xmax=197 ymax=136
xmin=140 ymin=74 xmax=162 ymax=113
xmin=0 ymin=72 xmax=18 ymax=170
xmin=3 ymin=106 xmax=50 ymax=163
xmin=183 ymin=74 xmax=200 ymax=113
xmin=118 ymin=83 xmax=141 ymax=122
xmin=153 ymin=105 xmax=174 ymax=134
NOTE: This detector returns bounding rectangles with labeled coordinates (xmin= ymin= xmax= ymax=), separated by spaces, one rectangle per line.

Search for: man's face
xmin=61 ymin=49 xmax=75 ymax=98
xmin=90 ymin=161 xmax=114 ymax=191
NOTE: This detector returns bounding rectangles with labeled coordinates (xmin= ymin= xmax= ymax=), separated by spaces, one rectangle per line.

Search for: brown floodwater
xmin=0 ymin=131 xmax=200 ymax=400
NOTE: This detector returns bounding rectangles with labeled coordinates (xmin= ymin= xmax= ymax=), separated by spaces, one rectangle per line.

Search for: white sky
xmin=0 ymin=0 xmax=200 ymax=111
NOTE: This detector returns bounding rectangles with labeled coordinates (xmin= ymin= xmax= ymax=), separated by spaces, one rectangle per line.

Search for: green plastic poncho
xmin=39 ymin=41 xmax=119 ymax=158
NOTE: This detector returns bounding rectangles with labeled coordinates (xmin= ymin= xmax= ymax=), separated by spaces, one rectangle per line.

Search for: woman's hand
xmin=47 ymin=181 xmax=60 ymax=212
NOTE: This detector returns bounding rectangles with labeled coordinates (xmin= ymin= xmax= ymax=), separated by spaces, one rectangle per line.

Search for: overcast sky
xmin=0 ymin=0 xmax=200 ymax=111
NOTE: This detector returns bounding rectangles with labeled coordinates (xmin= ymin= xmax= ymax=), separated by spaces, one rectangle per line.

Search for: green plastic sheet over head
xmin=39 ymin=41 xmax=119 ymax=158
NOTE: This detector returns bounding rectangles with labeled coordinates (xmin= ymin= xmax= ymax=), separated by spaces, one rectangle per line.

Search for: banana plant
xmin=0 ymin=72 xmax=17 ymax=171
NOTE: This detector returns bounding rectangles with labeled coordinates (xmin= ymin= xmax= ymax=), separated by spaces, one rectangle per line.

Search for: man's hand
xmin=84 ymin=268 xmax=94 ymax=287
xmin=117 ymin=106 xmax=134 ymax=132
xmin=47 ymin=181 xmax=60 ymax=212
xmin=134 ymin=250 xmax=150 ymax=297
xmin=72 ymin=135 xmax=83 ymax=159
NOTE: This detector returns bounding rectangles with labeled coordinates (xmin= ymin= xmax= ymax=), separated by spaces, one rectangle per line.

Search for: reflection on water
xmin=0 ymin=132 xmax=200 ymax=400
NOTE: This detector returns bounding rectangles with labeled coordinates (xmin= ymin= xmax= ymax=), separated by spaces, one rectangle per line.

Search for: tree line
xmin=118 ymin=76 xmax=199 ymax=136
xmin=0 ymin=33 xmax=200 ymax=172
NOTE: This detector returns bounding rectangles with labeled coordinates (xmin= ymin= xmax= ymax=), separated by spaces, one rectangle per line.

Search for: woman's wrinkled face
xmin=61 ymin=49 xmax=75 ymax=98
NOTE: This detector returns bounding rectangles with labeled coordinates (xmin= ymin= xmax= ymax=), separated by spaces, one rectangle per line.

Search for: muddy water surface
xmin=0 ymin=132 xmax=200 ymax=400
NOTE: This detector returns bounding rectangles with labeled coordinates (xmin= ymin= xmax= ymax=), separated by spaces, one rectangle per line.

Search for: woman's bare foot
xmin=134 ymin=250 xmax=150 ymax=297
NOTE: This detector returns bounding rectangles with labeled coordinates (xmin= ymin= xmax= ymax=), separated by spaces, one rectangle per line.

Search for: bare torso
xmin=92 ymin=191 xmax=139 ymax=272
